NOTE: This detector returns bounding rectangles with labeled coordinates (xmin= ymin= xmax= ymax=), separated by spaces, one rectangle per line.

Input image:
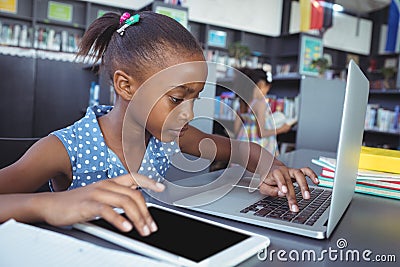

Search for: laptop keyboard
xmin=240 ymin=186 xmax=332 ymax=226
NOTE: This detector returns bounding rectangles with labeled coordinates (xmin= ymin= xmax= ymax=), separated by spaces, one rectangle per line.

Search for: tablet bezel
xmin=73 ymin=203 xmax=270 ymax=266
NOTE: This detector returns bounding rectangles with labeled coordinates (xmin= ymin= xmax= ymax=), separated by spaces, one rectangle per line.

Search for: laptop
xmin=173 ymin=60 xmax=369 ymax=239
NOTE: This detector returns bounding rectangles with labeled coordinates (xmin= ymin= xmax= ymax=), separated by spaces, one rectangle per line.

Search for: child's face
xmin=129 ymin=59 xmax=208 ymax=142
xmin=148 ymin=81 xmax=205 ymax=142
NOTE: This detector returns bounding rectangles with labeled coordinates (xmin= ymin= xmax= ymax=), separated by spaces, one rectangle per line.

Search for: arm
xmin=253 ymin=100 xmax=291 ymax=138
xmin=0 ymin=136 xmax=166 ymax=236
xmin=0 ymin=174 xmax=165 ymax=236
xmin=0 ymin=135 xmax=72 ymax=193
xmin=179 ymin=126 xmax=319 ymax=212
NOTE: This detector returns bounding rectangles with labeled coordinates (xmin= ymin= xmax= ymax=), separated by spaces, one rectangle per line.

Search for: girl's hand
xmin=38 ymin=173 xmax=165 ymax=236
xmin=258 ymin=166 xmax=319 ymax=212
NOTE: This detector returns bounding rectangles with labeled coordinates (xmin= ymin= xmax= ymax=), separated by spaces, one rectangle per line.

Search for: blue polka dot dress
xmin=50 ymin=105 xmax=180 ymax=190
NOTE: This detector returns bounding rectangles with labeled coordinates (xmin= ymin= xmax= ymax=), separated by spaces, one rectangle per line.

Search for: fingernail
xmin=315 ymin=178 xmax=319 ymax=183
xmin=143 ymin=225 xmax=150 ymax=236
xmin=122 ymin=221 xmax=132 ymax=231
xmin=291 ymin=204 xmax=298 ymax=212
xmin=150 ymin=221 xmax=158 ymax=232
xmin=278 ymin=191 xmax=285 ymax=197
xmin=304 ymin=191 xmax=310 ymax=199
xmin=282 ymin=185 xmax=288 ymax=193
xmin=156 ymin=183 xmax=165 ymax=190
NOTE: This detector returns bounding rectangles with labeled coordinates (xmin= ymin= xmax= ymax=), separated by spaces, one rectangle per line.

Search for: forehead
xmin=168 ymin=82 xmax=205 ymax=95
xmin=144 ymin=61 xmax=208 ymax=90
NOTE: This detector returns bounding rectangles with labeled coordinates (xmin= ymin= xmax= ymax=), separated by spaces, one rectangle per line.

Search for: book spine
xmin=318 ymin=176 xmax=400 ymax=200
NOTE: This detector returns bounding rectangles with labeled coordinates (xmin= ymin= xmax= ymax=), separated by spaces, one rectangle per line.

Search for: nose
xmin=178 ymin=99 xmax=194 ymax=122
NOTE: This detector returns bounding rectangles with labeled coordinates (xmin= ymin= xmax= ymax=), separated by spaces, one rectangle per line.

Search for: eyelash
xmin=169 ymin=96 xmax=201 ymax=104
xmin=169 ymin=96 xmax=184 ymax=104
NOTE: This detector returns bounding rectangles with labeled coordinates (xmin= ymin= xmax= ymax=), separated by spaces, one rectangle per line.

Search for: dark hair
xmin=77 ymin=11 xmax=204 ymax=84
xmin=242 ymin=68 xmax=271 ymax=85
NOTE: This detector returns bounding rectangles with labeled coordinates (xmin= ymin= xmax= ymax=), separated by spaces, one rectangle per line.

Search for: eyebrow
xmin=169 ymin=85 xmax=196 ymax=94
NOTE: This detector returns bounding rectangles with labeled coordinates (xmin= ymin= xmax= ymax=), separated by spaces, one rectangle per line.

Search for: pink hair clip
xmin=117 ymin=14 xmax=140 ymax=36
xmin=119 ymin=12 xmax=131 ymax=24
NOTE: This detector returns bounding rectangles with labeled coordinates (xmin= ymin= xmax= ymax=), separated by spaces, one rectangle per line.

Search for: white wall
xmin=81 ymin=1 xmax=377 ymax=55
xmin=77 ymin=0 xmax=152 ymax=9
xmin=184 ymin=0 xmax=283 ymax=36
xmin=78 ymin=0 xmax=283 ymax=36
xmin=323 ymin=13 xmax=372 ymax=55
xmin=290 ymin=1 xmax=372 ymax=55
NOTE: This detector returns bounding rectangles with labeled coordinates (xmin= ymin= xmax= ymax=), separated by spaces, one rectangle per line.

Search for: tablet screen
xmin=89 ymin=206 xmax=250 ymax=262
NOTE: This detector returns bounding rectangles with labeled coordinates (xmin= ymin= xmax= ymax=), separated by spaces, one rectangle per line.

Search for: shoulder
xmin=51 ymin=105 xmax=111 ymax=147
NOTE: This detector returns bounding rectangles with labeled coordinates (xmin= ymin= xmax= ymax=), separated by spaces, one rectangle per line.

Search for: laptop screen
xmin=326 ymin=60 xmax=369 ymax=237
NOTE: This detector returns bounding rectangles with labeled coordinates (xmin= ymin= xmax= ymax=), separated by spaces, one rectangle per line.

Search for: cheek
xmin=147 ymin=101 xmax=175 ymax=129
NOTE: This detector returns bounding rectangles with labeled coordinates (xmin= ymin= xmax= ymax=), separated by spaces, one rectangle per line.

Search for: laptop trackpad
xmin=173 ymin=184 xmax=234 ymax=207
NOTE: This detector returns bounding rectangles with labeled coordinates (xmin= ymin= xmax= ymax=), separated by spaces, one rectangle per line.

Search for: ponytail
xmin=77 ymin=12 xmax=120 ymax=64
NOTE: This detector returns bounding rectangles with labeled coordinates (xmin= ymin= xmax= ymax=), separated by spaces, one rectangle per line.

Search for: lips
xmin=170 ymin=124 xmax=188 ymax=137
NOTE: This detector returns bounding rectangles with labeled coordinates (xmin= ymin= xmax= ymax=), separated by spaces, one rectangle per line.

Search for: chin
xmin=159 ymin=133 xmax=178 ymax=143
xmin=161 ymin=137 xmax=177 ymax=143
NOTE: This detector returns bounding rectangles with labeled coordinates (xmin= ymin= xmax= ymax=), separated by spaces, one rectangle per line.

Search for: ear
xmin=113 ymin=70 xmax=138 ymax=101
xmin=256 ymin=80 xmax=266 ymax=88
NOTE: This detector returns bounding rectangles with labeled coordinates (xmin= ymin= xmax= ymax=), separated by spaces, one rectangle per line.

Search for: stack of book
xmin=311 ymin=147 xmax=400 ymax=200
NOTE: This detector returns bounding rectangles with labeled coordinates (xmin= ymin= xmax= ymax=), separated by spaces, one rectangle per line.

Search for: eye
xmin=169 ymin=96 xmax=184 ymax=104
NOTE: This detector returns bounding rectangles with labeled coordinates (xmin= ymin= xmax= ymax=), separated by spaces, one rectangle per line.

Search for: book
xmin=320 ymin=167 xmax=400 ymax=189
xmin=313 ymin=155 xmax=400 ymax=200
xmin=359 ymin=146 xmax=400 ymax=174
xmin=312 ymin=156 xmax=400 ymax=181
xmin=269 ymin=111 xmax=298 ymax=128
xmin=320 ymin=167 xmax=400 ymax=181
xmin=317 ymin=175 xmax=400 ymax=200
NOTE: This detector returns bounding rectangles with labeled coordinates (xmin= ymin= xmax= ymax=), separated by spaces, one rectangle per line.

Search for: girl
xmin=0 ymin=11 xmax=318 ymax=236
xmin=234 ymin=68 xmax=292 ymax=156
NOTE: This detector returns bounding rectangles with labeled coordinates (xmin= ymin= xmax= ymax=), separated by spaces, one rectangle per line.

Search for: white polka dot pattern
xmin=50 ymin=105 xmax=180 ymax=190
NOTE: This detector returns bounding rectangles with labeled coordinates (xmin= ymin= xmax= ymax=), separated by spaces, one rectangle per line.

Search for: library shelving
xmin=362 ymin=52 xmax=400 ymax=149
xmin=195 ymin=20 xmax=400 ymax=150
xmin=1 ymin=0 xmax=398 ymax=151
xmin=0 ymin=0 xmax=132 ymax=138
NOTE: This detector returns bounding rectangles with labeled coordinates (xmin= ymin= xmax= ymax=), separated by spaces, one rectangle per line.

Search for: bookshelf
xmin=362 ymin=53 xmax=400 ymax=149
xmin=200 ymin=24 xmax=399 ymax=150
xmin=1 ymin=0 xmax=398 ymax=150
xmin=202 ymin=32 xmax=311 ymax=147
xmin=0 ymin=0 xmax=132 ymax=138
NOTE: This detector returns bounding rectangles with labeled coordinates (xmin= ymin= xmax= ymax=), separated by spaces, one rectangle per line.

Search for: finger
xmin=123 ymin=190 xmax=158 ymax=234
xmin=91 ymin=186 xmax=154 ymax=236
xmin=260 ymin=171 xmax=288 ymax=194
xmin=290 ymin=168 xmax=311 ymax=200
xmin=258 ymin=181 xmax=280 ymax=196
xmin=113 ymin=173 xmax=165 ymax=192
xmin=280 ymin=170 xmax=299 ymax=212
xmin=129 ymin=172 xmax=166 ymax=192
xmin=265 ymin=169 xmax=299 ymax=212
xmin=300 ymin=167 xmax=320 ymax=184
xmin=94 ymin=203 xmax=134 ymax=232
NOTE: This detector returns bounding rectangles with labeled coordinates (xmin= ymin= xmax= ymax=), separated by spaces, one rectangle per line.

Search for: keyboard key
xmin=243 ymin=186 xmax=332 ymax=224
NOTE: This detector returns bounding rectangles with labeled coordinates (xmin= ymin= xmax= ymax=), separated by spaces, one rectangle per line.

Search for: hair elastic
xmin=117 ymin=13 xmax=140 ymax=36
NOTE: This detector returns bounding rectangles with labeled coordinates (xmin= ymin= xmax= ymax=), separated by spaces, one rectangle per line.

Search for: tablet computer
xmin=73 ymin=203 xmax=270 ymax=266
